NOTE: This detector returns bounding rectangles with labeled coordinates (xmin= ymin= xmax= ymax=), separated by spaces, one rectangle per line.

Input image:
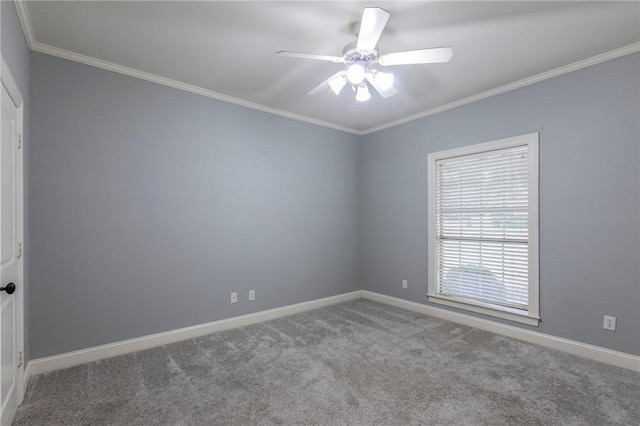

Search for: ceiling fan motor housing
xmin=342 ymin=41 xmax=378 ymax=66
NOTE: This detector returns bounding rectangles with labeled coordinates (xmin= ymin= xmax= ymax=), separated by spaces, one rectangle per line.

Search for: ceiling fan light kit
xmin=276 ymin=7 xmax=453 ymax=103
xmin=356 ymin=84 xmax=371 ymax=102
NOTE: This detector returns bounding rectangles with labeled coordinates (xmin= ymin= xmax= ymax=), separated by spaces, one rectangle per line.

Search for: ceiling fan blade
xmin=378 ymin=46 xmax=453 ymax=66
xmin=276 ymin=51 xmax=344 ymax=63
xmin=365 ymin=72 xmax=397 ymax=98
xmin=356 ymin=7 xmax=390 ymax=54
xmin=307 ymin=71 xmax=346 ymax=95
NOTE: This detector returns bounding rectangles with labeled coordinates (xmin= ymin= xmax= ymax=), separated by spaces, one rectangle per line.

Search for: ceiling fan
xmin=276 ymin=7 xmax=453 ymax=102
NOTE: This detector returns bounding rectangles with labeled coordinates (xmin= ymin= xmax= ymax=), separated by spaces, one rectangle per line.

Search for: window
xmin=427 ymin=133 xmax=539 ymax=326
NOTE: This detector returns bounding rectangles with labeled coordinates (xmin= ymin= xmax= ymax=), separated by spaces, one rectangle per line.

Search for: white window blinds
xmin=435 ymin=144 xmax=530 ymax=311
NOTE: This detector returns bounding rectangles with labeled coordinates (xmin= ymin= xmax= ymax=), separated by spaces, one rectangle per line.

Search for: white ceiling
xmin=19 ymin=1 xmax=640 ymax=134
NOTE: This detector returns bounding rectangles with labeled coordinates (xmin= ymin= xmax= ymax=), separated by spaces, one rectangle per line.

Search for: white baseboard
xmin=25 ymin=289 xmax=639 ymax=382
xmin=26 ymin=291 xmax=363 ymax=377
xmin=23 ymin=362 xmax=32 ymax=398
xmin=362 ymin=291 xmax=640 ymax=372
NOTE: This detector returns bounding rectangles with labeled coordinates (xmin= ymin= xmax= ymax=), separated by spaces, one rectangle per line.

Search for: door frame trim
xmin=0 ymin=55 xmax=26 ymax=405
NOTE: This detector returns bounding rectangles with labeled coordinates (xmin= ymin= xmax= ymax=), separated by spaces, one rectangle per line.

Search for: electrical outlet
xmin=230 ymin=292 xmax=237 ymax=304
xmin=603 ymin=315 xmax=616 ymax=331
xmin=402 ymin=279 xmax=408 ymax=289
xmin=249 ymin=290 xmax=255 ymax=301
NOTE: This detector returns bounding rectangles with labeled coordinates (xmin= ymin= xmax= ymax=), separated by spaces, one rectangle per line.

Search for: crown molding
xmin=14 ymin=0 xmax=358 ymax=134
xmin=12 ymin=0 xmax=639 ymax=136
xmin=29 ymin=41 xmax=361 ymax=135
xmin=362 ymin=42 xmax=640 ymax=135
xmin=1 ymin=54 xmax=24 ymax=107
xmin=14 ymin=1 xmax=35 ymax=49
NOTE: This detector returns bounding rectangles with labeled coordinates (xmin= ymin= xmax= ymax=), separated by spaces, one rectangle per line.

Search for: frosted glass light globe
xmin=375 ymin=72 xmax=394 ymax=91
xmin=346 ymin=63 xmax=366 ymax=85
xmin=328 ymin=74 xmax=347 ymax=95
xmin=355 ymin=84 xmax=371 ymax=102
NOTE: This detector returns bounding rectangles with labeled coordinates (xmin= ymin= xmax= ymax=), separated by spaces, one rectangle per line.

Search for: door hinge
xmin=17 ymin=351 xmax=23 ymax=368
xmin=17 ymin=242 xmax=23 ymax=259
xmin=17 ymin=134 xmax=22 ymax=150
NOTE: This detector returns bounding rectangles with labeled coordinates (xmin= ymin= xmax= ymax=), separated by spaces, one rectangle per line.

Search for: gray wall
xmin=360 ymin=53 xmax=640 ymax=355
xmin=1 ymin=1 xmax=30 ymax=362
xmin=29 ymin=52 xmax=360 ymax=359
xmin=27 ymin=47 xmax=640 ymax=358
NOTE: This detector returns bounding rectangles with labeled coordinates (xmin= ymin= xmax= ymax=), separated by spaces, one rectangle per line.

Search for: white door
xmin=0 ymin=77 xmax=24 ymax=426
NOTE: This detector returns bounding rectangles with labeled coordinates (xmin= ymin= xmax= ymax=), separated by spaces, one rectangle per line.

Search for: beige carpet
xmin=15 ymin=299 xmax=640 ymax=425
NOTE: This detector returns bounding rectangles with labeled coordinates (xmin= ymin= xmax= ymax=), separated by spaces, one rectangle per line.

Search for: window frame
xmin=427 ymin=133 xmax=540 ymax=326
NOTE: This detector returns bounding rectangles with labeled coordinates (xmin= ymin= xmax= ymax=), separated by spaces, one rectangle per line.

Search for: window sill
xmin=427 ymin=294 xmax=540 ymax=327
